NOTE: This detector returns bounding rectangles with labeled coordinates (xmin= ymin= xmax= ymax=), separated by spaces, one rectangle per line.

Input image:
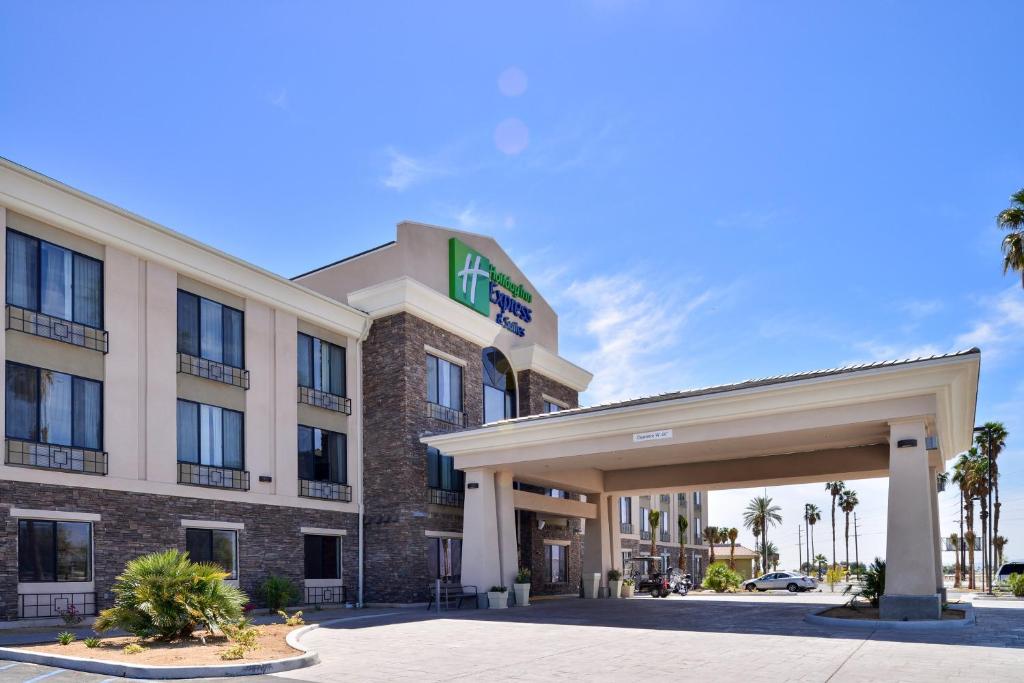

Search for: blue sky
xmin=3 ymin=2 xmax=1023 ymax=571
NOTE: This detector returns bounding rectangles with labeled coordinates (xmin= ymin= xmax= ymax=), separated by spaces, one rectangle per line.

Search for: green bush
xmin=844 ymin=557 xmax=885 ymax=607
xmin=1008 ymin=573 xmax=1024 ymax=598
xmin=702 ymin=561 xmax=742 ymax=593
xmin=515 ymin=568 xmax=531 ymax=584
xmin=94 ymin=549 xmax=247 ymax=640
xmin=607 ymin=569 xmax=622 ymax=581
xmin=56 ymin=632 xmax=75 ymax=646
xmin=123 ymin=643 xmax=145 ymax=655
xmin=277 ymin=610 xmax=305 ymax=626
xmin=83 ymin=637 xmax=101 ymax=648
xmin=258 ymin=575 xmax=299 ymax=612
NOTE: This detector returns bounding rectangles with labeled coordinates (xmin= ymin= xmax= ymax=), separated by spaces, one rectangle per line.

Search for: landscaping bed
xmin=819 ymin=606 xmax=965 ymax=621
xmin=18 ymin=623 xmax=300 ymax=666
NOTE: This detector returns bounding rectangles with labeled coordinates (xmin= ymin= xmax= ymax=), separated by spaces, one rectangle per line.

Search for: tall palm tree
xmin=839 ymin=489 xmax=859 ymax=572
xmin=952 ymin=451 xmax=974 ymax=588
xmin=975 ymin=422 xmax=1008 ymax=546
xmin=750 ymin=521 xmax=762 ymax=576
xmin=717 ymin=528 xmax=730 ymax=548
xmin=677 ymin=515 xmax=689 ymax=572
xmin=970 ymin=456 xmax=992 ymax=591
xmin=825 ymin=481 xmax=845 ymax=568
xmin=949 ymin=532 xmax=961 ymax=588
xmin=648 ymin=509 xmax=661 ymax=558
xmin=994 ymin=535 xmax=1007 ymax=567
xmin=965 ymin=530 xmax=977 ymax=589
xmin=804 ymin=504 xmax=821 ymax=571
xmin=727 ymin=527 xmax=739 ymax=570
xmin=744 ymin=495 xmax=782 ymax=576
xmin=702 ymin=526 xmax=718 ymax=564
xmin=997 ymin=189 xmax=1024 ymax=286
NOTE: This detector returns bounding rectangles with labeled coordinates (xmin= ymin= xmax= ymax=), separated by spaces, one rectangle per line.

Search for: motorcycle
xmin=674 ymin=572 xmax=693 ymax=596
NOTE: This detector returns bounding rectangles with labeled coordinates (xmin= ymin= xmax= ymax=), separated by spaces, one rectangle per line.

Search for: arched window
xmin=482 ymin=347 xmax=516 ymax=423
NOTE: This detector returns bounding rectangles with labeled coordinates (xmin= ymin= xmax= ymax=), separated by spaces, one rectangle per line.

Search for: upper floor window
xmin=426 ymin=354 xmax=462 ymax=411
xmin=6 ymin=362 xmax=102 ymax=450
xmin=543 ymin=400 xmax=562 ymax=413
xmin=18 ymin=519 xmax=92 ymax=582
xmin=6 ymin=230 xmax=103 ymax=328
xmin=426 ymin=446 xmax=464 ymax=492
xmin=298 ymin=425 xmax=347 ymax=485
xmin=482 ymin=347 xmax=516 ymax=423
xmin=298 ymin=333 xmax=346 ymax=397
xmin=619 ymin=497 xmax=632 ymax=524
xmin=185 ymin=528 xmax=237 ymax=579
xmin=549 ymin=488 xmax=567 ymax=499
xmin=176 ymin=399 xmax=244 ymax=469
xmin=177 ymin=290 xmax=244 ymax=368
xmin=693 ymin=491 xmax=701 ymax=507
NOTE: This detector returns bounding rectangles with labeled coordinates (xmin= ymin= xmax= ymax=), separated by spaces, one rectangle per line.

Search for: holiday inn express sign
xmin=449 ymin=237 xmax=533 ymax=337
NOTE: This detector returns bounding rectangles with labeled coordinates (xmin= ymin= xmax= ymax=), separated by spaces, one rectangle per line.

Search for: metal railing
xmin=297 ymin=386 xmax=352 ymax=414
xmin=5 ymin=439 xmax=108 ymax=475
xmin=620 ymin=523 xmax=634 ymax=535
xmin=305 ymin=585 xmax=346 ymax=606
xmin=177 ymin=352 xmax=250 ymax=389
xmin=640 ymin=530 xmax=652 ymax=541
xmin=6 ymin=304 xmax=108 ymax=353
xmin=177 ymin=461 xmax=250 ymax=491
xmin=426 ymin=401 xmax=467 ymax=427
xmin=427 ymin=487 xmax=465 ymax=507
xmin=18 ymin=592 xmax=96 ymax=619
xmin=299 ymin=478 xmax=352 ymax=502
xmin=660 ymin=531 xmax=672 ymax=543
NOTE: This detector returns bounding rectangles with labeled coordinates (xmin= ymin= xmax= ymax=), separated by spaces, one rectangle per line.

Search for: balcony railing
xmin=6 ymin=304 xmax=108 ymax=353
xmin=299 ymin=478 xmax=352 ymax=502
xmin=298 ymin=386 xmax=351 ymax=414
xmin=428 ymin=487 xmax=465 ymax=507
xmin=18 ymin=592 xmax=96 ymax=619
xmin=305 ymin=585 xmax=346 ymax=606
xmin=178 ymin=461 xmax=250 ymax=491
xmin=5 ymin=439 xmax=108 ymax=476
xmin=177 ymin=352 xmax=250 ymax=389
xmin=640 ymin=530 xmax=652 ymax=541
xmin=660 ymin=531 xmax=672 ymax=543
xmin=426 ymin=401 xmax=467 ymax=428
xmin=620 ymin=523 xmax=634 ymax=535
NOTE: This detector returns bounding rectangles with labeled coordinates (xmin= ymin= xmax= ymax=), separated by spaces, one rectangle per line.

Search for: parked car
xmin=742 ymin=571 xmax=817 ymax=592
xmin=995 ymin=561 xmax=1024 ymax=586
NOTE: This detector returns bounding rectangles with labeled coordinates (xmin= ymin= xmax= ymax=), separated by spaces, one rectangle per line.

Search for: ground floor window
xmin=18 ymin=520 xmax=92 ymax=582
xmin=545 ymin=544 xmax=567 ymax=583
xmin=428 ymin=537 xmax=462 ymax=581
xmin=185 ymin=528 xmax=237 ymax=579
xmin=304 ymin=534 xmax=341 ymax=580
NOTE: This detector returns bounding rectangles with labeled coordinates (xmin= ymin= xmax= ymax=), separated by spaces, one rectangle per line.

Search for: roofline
xmin=291 ymin=240 xmax=396 ymax=280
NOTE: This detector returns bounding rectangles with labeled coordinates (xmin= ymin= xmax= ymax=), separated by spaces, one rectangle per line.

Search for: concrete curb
xmin=804 ymin=604 xmax=976 ymax=631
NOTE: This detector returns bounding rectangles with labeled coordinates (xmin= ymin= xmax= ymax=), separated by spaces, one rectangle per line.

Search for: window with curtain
xmin=298 ymin=425 xmax=347 ymax=484
xmin=5 ymin=362 xmax=102 ymax=449
xmin=426 ymin=446 xmax=464 ymax=492
xmin=482 ymin=347 xmax=516 ymax=423
xmin=427 ymin=537 xmax=462 ymax=580
xmin=176 ymin=399 xmax=244 ymax=469
xmin=620 ymin=497 xmax=632 ymax=524
xmin=426 ymin=354 xmax=463 ymax=411
xmin=18 ymin=520 xmax=92 ymax=582
xmin=176 ymin=290 xmax=244 ymax=368
xmin=304 ymin=534 xmax=341 ymax=580
xmin=543 ymin=400 xmax=562 ymax=413
xmin=297 ymin=333 xmax=346 ymax=396
xmin=185 ymin=528 xmax=237 ymax=579
xmin=639 ymin=506 xmax=650 ymax=532
xmin=545 ymin=544 xmax=566 ymax=583
xmin=5 ymin=231 xmax=104 ymax=328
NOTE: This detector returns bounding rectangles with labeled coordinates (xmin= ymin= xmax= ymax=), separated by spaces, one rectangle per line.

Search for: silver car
xmin=743 ymin=571 xmax=817 ymax=592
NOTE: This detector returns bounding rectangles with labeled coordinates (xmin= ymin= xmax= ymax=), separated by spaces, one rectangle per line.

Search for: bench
xmin=426 ymin=583 xmax=479 ymax=610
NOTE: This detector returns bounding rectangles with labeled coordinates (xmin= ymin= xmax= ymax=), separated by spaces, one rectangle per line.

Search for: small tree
xmin=702 ymin=526 xmax=718 ymax=564
xmin=648 ymin=509 xmax=661 ymax=557
xmin=727 ymin=527 xmax=738 ymax=570
xmin=677 ymin=515 xmax=689 ymax=572
xmin=702 ymin=561 xmax=742 ymax=593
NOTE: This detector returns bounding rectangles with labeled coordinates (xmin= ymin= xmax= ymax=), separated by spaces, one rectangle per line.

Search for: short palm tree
xmin=804 ymin=504 xmax=821 ymax=571
xmin=727 ymin=527 xmax=739 ymax=570
xmin=703 ymin=526 xmax=719 ymax=564
xmin=677 ymin=515 xmax=689 ymax=571
xmin=949 ymin=532 xmax=961 ymax=588
xmin=744 ymin=495 xmax=782 ymax=577
xmin=648 ymin=509 xmax=661 ymax=558
xmin=813 ymin=553 xmax=827 ymax=576
xmin=825 ymin=481 xmax=844 ymax=568
xmin=839 ymin=489 xmax=859 ymax=572
xmin=997 ymin=189 xmax=1024 ymax=286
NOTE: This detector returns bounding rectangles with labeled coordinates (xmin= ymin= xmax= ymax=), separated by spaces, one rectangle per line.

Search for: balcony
xmin=178 ymin=461 xmax=250 ymax=491
xmin=298 ymin=386 xmax=351 ymax=415
xmin=177 ymin=352 xmax=249 ymax=389
xmin=620 ymin=523 xmax=634 ymax=535
xmin=18 ymin=592 xmax=96 ymax=619
xmin=6 ymin=304 xmax=108 ymax=353
xmin=6 ymin=439 xmax=107 ymax=476
xmin=305 ymin=585 xmax=346 ymax=606
xmin=660 ymin=531 xmax=672 ymax=543
xmin=426 ymin=401 xmax=467 ymax=429
xmin=427 ymin=487 xmax=465 ymax=507
xmin=299 ymin=478 xmax=352 ymax=502
xmin=640 ymin=529 xmax=652 ymax=541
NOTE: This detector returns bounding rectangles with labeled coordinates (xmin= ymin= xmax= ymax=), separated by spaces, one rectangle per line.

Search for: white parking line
xmin=0 ymin=663 xmax=19 ymax=671
xmin=21 ymin=670 xmax=65 ymax=683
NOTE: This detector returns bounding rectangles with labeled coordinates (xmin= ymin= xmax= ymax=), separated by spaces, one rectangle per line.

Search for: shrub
xmin=702 ymin=561 xmax=742 ymax=593
xmin=825 ymin=565 xmax=845 ymax=592
xmin=123 ymin=643 xmax=145 ymax=655
xmin=56 ymin=632 xmax=75 ymax=646
xmin=622 ymin=578 xmax=635 ymax=587
xmin=607 ymin=569 xmax=623 ymax=581
xmin=258 ymin=575 xmax=299 ymax=612
xmin=222 ymin=618 xmax=259 ymax=652
xmin=221 ymin=643 xmax=247 ymax=660
xmin=94 ymin=549 xmax=247 ymax=640
xmin=57 ymin=604 xmax=83 ymax=626
xmin=515 ymin=567 xmax=532 ymax=584
xmin=1007 ymin=573 xmax=1024 ymax=598
xmin=489 ymin=585 xmax=508 ymax=592
xmin=277 ymin=610 xmax=305 ymax=626
xmin=844 ymin=558 xmax=885 ymax=608
xmin=84 ymin=637 xmax=101 ymax=648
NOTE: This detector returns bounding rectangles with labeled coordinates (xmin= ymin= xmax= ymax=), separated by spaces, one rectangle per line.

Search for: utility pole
xmin=797 ymin=526 xmax=803 ymax=571
xmin=853 ymin=511 xmax=860 ymax=573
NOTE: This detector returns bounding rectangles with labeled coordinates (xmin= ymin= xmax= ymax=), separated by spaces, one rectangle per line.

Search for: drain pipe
xmin=355 ymin=315 xmax=372 ymax=608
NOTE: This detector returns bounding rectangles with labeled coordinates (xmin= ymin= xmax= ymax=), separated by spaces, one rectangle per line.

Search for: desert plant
xmin=94 ymin=549 xmax=247 ymax=640
xmin=844 ymin=558 xmax=885 ymax=607
xmin=622 ymin=578 xmax=634 ymax=587
xmin=277 ymin=610 xmax=305 ymax=626
xmin=58 ymin=604 xmax=83 ymax=626
xmin=744 ymin=496 xmax=782 ymax=576
xmin=1007 ymin=573 xmax=1024 ymax=598
xmin=56 ymin=632 xmax=76 ymax=646
xmin=84 ymin=637 xmax=101 ymax=648
xmin=221 ymin=643 xmax=247 ymax=660
xmin=702 ymin=561 xmax=742 ymax=593
xmin=825 ymin=565 xmax=844 ymax=593
xmin=607 ymin=569 xmax=622 ymax=581
xmin=222 ymin=618 xmax=259 ymax=651
xmin=123 ymin=643 xmax=145 ymax=655
xmin=516 ymin=567 xmax=531 ymax=583
xmin=258 ymin=575 xmax=300 ymax=612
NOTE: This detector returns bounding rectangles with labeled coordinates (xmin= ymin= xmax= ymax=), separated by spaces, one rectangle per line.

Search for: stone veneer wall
xmin=517 ymin=369 xmax=579 ymax=416
xmin=0 ymin=481 xmax=358 ymax=620
xmin=517 ymin=511 xmax=583 ymax=596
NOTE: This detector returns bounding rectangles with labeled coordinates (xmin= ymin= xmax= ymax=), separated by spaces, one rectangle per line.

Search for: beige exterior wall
xmin=617 ymin=488 xmax=709 ymax=549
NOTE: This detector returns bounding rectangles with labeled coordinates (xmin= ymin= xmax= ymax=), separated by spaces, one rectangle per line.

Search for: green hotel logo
xmin=449 ymin=238 xmax=491 ymax=316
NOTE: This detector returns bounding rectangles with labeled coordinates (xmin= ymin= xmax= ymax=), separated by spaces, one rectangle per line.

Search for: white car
xmin=995 ymin=561 xmax=1024 ymax=586
xmin=743 ymin=571 xmax=818 ymax=593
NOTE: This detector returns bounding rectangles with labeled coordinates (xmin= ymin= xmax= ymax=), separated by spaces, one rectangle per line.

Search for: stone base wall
xmin=0 ymin=481 xmax=358 ymax=620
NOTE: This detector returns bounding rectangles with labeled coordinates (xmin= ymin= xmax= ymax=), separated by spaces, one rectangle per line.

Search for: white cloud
xmin=897 ymin=298 xmax=944 ymax=319
xmin=381 ymin=147 xmax=451 ymax=191
xmin=439 ymin=202 xmax=515 ymax=234
xmin=268 ymin=88 xmax=288 ymax=110
xmin=953 ymin=286 xmax=1024 ymax=361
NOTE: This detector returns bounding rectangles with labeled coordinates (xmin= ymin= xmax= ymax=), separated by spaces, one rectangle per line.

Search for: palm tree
xmin=750 ymin=521 xmax=762 ymax=576
xmin=997 ymin=189 xmax=1024 ymax=286
xmin=839 ymin=489 xmax=859 ymax=573
xmin=949 ymin=533 xmax=961 ymax=588
xmin=727 ymin=527 xmax=738 ymax=570
xmin=970 ymin=456 xmax=992 ymax=591
xmin=648 ymin=509 xmax=661 ymax=558
xmin=702 ymin=526 xmax=718 ymax=564
xmin=813 ymin=553 xmax=827 ymax=577
xmin=759 ymin=541 xmax=780 ymax=571
xmin=994 ymin=535 xmax=1007 ymax=567
xmin=953 ymin=451 xmax=974 ymax=588
xmin=804 ymin=504 xmax=821 ymax=571
xmin=825 ymin=481 xmax=845 ymax=568
xmin=677 ymin=515 xmax=689 ymax=571
xmin=965 ymin=530 xmax=977 ymax=588
xmin=744 ymin=495 xmax=782 ymax=576
xmin=975 ymin=422 xmax=1008 ymax=546
xmin=717 ymin=528 xmax=730 ymax=548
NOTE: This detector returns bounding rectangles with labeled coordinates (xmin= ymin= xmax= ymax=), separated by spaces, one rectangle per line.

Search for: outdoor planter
xmin=487 ymin=588 xmax=508 ymax=609
xmin=622 ymin=582 xmax=635 ymax=597
xmin=514 ymin=582 xmax=531 ymax=606
xmin=608 ymin=579 xmax=622 ymax=598
xmin=583 ymin=573 xmax=601 ymax=599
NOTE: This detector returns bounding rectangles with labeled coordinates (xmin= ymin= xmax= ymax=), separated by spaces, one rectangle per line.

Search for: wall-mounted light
xmin=537 ymin=520 xmax=546 ymax=530
xmin=897 ymin=438 xmax=918 ymax=449
xmin=259 ymin=475 xmax=272 ymax=483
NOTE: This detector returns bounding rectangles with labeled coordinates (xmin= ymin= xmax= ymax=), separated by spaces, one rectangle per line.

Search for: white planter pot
xmin=608 ymin=579 xmax=622 ymax=598
xmin=513 ymin=583 xmax=531 ymax=606
xmin=487 ymin=591 xmax=508 ymax=609
xmin=583 ymin=573 xmax=601 ymax=599
xmin=622 ymin=583 xmax=635 ymax=597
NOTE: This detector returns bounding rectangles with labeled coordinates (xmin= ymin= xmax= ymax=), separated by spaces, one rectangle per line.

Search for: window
xmin=298 ymin=425 xmax=347 ymax=484
xmin=18 ymin=520 xmax=92 ymax=582
xmin=543 ymin=400 xmax=562 ymax=413
xmin=427 ymin=537 xmax=462 ymax=580
xmin=693 ymin=491 xmax=701 ymax=507
xmin=177 ymin=290 xmax=244 ymax=368
xmin=639 ymin=505 xmax=650 ymax=532
xmin=619 ymin=497 xmax=632 ymax=524
xmin=5 ymin=362 xmax=102 ymax=449
xmin=426 ymin=446 xmax=464 ymax=492
xmin=176 ymin=399 xmax=244 ymax=469
xmin=426 ymin=354 xmax=463 ymax=411
xmin=6 ymin=230 xmax=103 ymax=328
xmin=549 ymin=488 xmax=567 ymax=499
xmin=185 ymin=528 xmax=237 ymax=579
xmin=298 ymin=333 xmax=346 ymax=396
xmin=482 ymin=347 xmax=516 ymax=423
xmin=545 ymin=544 xmax=566 ymax=583
xmin=304 ymin=535 xmax=341 ymax=580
